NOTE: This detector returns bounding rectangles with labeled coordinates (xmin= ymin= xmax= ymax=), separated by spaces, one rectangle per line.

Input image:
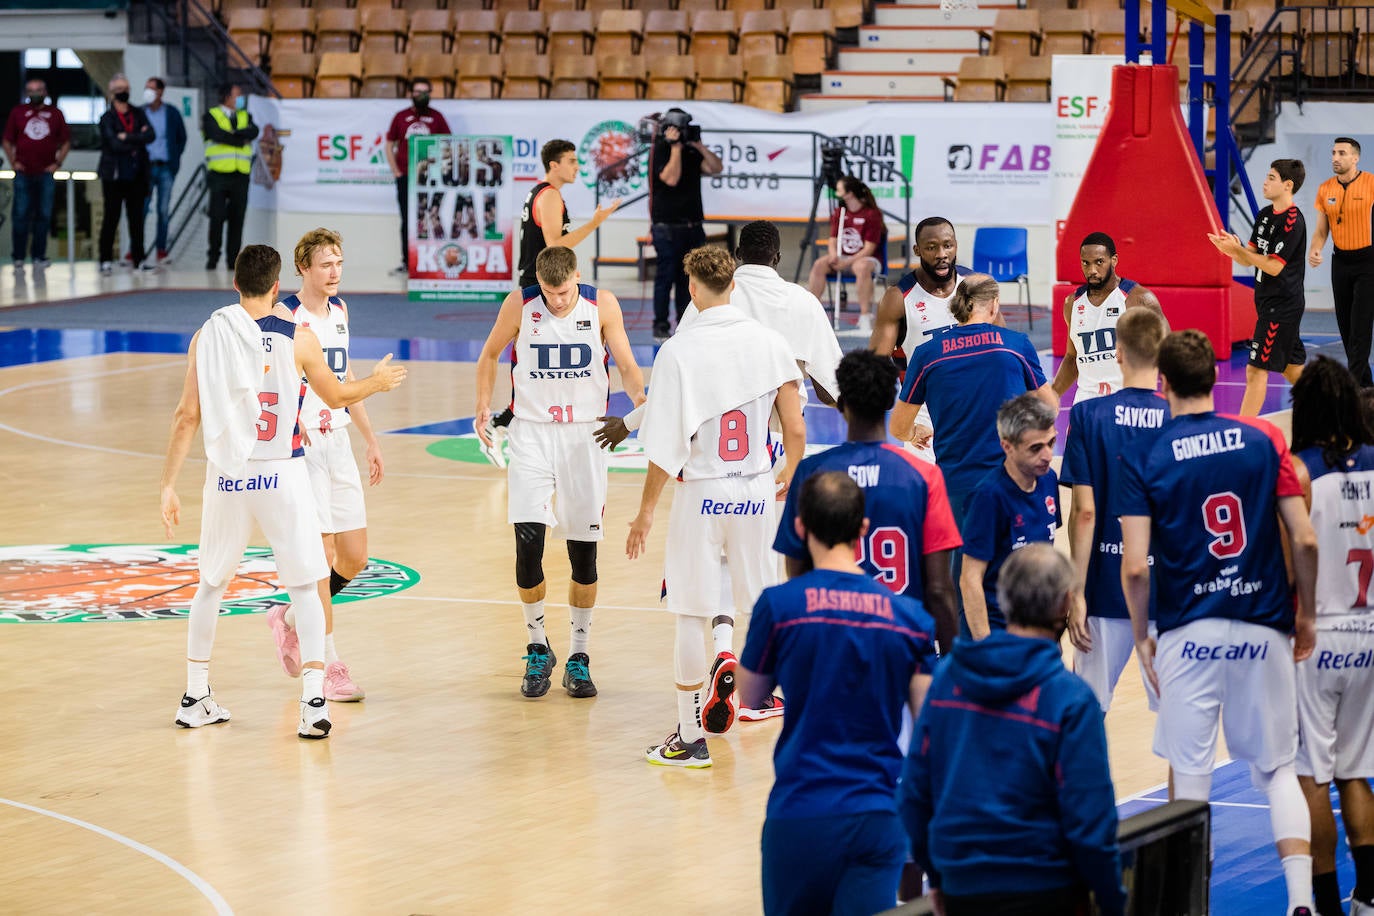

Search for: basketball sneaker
xmin=645 ymin=731 xmax=711 ymax=768
xmin=739 ymin=694 xmax=785 ymax=722
xmin=700 ymin=651 xmax=739 ymax=735
xmin=521 ymin=643 xmax=557 ymax=698
xmin=175 ymin=691 xmax=231 ymax=728
xmin=298 ymin=696 xmax=332 ymax=739
xmin=479 ymin=418 xmax=508 ymax=469
xmin=266 ymin=603 xmax=302 ymax=677
xmin=324 ymin=661 xmax=366 ymax=702
xmin=562 ymin=652 xmax=597 ymax=698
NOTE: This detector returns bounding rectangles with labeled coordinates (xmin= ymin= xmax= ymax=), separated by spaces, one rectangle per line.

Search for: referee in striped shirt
xmin=1310 ymin=137 xmax=1374 ymax=388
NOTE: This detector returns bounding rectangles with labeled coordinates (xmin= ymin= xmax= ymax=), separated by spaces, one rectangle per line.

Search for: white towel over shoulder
xmin=639 ymin=305 xmax=801 ymax=475
xmin=196 ymin=304 xmax=262 ymax=477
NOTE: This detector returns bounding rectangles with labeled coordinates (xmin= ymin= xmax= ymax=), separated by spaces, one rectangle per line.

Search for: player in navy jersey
xmin=159 ymin=246 xmax=405 ymax=739
xmin=1288 ymin=358 xmax=1374 ymax=916
xmin=889 ymin=273 xmax=1056 ymax=530
xmin=1208 ymin=158 xmax=1309 ymax=416
xmin=1060 ymin=307 xmax=1169 ymax=711
xmin=1120 ymin=329 xmax=1319 ymax=916
xmin=741 ymin=472 xmax=938 ymax=916
xmin=775 ymin=349 xmax=961 ymax=649
xmin=960 ymin=394 xmax=1061 ymax=639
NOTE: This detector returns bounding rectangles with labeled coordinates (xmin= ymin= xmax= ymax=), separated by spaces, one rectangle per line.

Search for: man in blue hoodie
xmin=900 ymin=543 xmax=1125 ymax=916
xmin=740 ymin=471 xmax=939 ymax=916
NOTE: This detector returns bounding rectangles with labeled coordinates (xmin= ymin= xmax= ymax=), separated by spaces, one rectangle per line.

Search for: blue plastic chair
xmin=972 ymin=226 xmax=1032 ymax=329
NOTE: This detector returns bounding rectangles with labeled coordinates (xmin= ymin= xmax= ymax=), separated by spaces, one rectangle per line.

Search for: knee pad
xmin=514 ymin=523 xmax=546 ymax=590
xmin=566 ymin=540 xmax=598 ymax=586
xmin=1252 ymin=763 xmax=1311 ymax=843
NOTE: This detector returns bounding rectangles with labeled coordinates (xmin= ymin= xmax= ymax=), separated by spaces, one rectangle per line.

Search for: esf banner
xmin=407 ymin=134 xmax=514 ymax=303
xmin=246 ymin=99 xmax=1053 ymax=227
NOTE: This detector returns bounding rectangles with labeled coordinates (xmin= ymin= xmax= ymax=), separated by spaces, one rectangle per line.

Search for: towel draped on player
xmin=196 ymin=304 xmax=264 ymax=476
xmin=638 ymin=305 xmax=801 ymax=475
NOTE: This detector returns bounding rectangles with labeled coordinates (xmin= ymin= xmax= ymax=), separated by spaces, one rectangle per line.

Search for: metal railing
xmin=166 ymin=164 xmax=209 ymax=256
xmin=130 ymin=0 xmax=278 ymax=100
xmin=590 ymin=129 xmax=914 ymax=285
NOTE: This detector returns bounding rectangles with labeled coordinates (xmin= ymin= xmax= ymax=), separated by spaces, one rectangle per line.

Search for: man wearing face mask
xmin=3 ymin=78 xmax=70 ymax=272
xmin=201 ymin=83 xmax=258 ymax=271
xmin=384 ymin=79 xmax=450 ymax=275
xmin=140 ymin=78 xmax=187 ymax=266
xmin=97 ymin=73 xmax=155 ymax=276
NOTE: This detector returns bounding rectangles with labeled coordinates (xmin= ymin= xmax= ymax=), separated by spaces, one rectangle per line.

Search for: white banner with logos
xmin=245 ymin=98 xmax=1054 ymax=227
xmin=1050 ymin=56 xmax=1120 ymax=280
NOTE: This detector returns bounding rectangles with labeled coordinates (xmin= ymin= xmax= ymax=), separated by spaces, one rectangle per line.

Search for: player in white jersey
xmin=476 ymin=246 xmax=645 ymax=700
xmin=870 ymin=217 xmax=967 ymax=361
xmin=1289 ymin=357 xmax=1374 ymax=916
xmin=628 ymin=246 xmax=805 ymax=767
xmin=276 ymin=228 xmax=379 ymax=703
xmin=159 ymin=246 xmax=405 ymax=739
xmin=1050 ymin=232 xmax=1164 ymax=405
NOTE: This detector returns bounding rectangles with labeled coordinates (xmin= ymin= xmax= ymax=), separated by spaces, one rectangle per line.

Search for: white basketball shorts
xmin=198 ymin=458 xmax=329 ymax=589
xmin=1073 ymin=617 xmax=1160 ymax=713
xmin=303 ymin=426 xmax=367 ymax=534
xmin=1153 ymin=617 xmax=1298 ymax=776
xmin=1296 ymin=628 xmax=1374 ymax=783
xmin=664 ymin=474 xmax=780 ymax=617
xmin=506 ymin=418 xmax=607 ymax=542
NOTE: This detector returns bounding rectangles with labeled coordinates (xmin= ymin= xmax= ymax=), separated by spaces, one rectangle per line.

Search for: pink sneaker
xmin=739 ymin=693 xmax=785 ymax=722
xmin=324 ymin=661 xmax=366 ymax=702
xmin=265 ymin=604 xmax=301 ymax=677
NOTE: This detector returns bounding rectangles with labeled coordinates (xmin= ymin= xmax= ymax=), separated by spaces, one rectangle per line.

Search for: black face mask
xmin=113 ymin=90 xmax=130 ymax=103
xmin=27 ymin=93 xmax=44 ymax=105
xmin=412 ymin=94 xmax=430 ymax=113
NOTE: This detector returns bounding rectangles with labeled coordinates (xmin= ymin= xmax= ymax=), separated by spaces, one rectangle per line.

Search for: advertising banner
xmin=1050 ymin=56 xmax=1120 ymax=280
xmin=406 ymin=134 xmax=514 ymax=302
xmin=246 ymin=99 xmax=1055 ymax=228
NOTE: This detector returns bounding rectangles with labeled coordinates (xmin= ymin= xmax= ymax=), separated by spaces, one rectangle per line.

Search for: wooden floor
xmin=0 ymin=343 xmax=1177 ymax=913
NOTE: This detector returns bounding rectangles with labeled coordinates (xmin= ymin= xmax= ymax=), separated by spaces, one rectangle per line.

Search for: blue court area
xmin=1120 ymin=760 xmax=1363 ymax=914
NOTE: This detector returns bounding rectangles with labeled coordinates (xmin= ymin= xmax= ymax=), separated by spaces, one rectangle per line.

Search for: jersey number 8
xmin=718 ymin=409 xmax=749 ymax=462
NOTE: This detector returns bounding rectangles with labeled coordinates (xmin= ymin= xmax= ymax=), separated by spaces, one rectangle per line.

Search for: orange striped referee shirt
xmin=1316 ymin=171 xmax=1374 ymax=251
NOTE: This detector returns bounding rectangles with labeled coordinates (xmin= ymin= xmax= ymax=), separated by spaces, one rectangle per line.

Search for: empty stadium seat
xmin=270 ymin=50 xmax=316 ymax=98
xmin=363 ymin=7 xmax=409 ymax=53
xmin=775 ymin=0 xmax=819 ymax=13
xmin=227 ymin=9 xmax=272 ymax=65
xmin=943 ymin=54 xmax=1007 ymax=101
xmin=1005 ymin=54 xmax=1051 ymax=101
xmin=695 ymin=52 xmax=744 ymax=101
xmin=597 ymin=9 xmax=645 ymax=58
xmin=599 ymin=55 xmax=647 ymax=98
xmin=643 ymin=10 xmax=690 ymax=56
xmin=542 ymin=0 xmax=583 ymax=13
xmin=456 ymin=55 xmax=504 ymax=97
xmin=1302 ymin=9 xmax=1356 ymax=77
xmin=316 ymin=8 xmax=362 ymax=53
xmin=820 ymin=0 xmax=863 ymax=29
xmin=408 ymin=8 xmax=453 ymax=54
xmin=692 ymin=9 xmax=739 ymax=60
xmin=1040 ymin=9 xmax=1092 ymax=56
xmin=740 ymin=10 xmax=787 ymax=57
xmin=743 ymin=53 xmax=793 ymax=111
xmin=985 ymin=9 xmax=1041 ymax=58
xmin=548 ymin=10 xmax=595 ymax=55
xmin=551 ymin=54 xmax=600 ymax=98
xmin=647 ymin=53 xmax=696 ymax=99
xmin=504 ymin=53 xmax=551 ymax=98
xmin=584 ymin=0 xmax=626 ymax=12
xmin=503 ymin=11 xmax=547 ymax=54
xmin=316 ymin=51 xmax=364 ymax=97
xmin=362 ymin=50 xmax=408 ymax=97
xmin=409 ymin=50 xmax=456 ymax=95
xmin=1091 ymin=10 xmax=1134 ymax=56
xmin=788 ymin=8 xmax=834 ymax=74
xmin=271 ymin=6 xmax=315 ymax=54
xmin=455 ymin=10 xmax=503 ymax=54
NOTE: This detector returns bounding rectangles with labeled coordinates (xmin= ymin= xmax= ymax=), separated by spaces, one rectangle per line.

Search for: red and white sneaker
xmin=739 ymin=693 xmax=785 ymax=722
xmin=266 ymin=604 xmax=301 ymax=677
xmin=324 ymin=661 xmax=366 ymax=702
xmin=700 ymin=651 xmax=739 ymax=735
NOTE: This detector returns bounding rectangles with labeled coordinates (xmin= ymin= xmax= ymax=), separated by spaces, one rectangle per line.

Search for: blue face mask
xmin=235 ymin=96 xmax=247 ymax=111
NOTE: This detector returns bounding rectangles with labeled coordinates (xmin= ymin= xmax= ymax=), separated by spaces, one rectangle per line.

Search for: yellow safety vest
xmin=205 ymin=107 xmax=251 ymax=174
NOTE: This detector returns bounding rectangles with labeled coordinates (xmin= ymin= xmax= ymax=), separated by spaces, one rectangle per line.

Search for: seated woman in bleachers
xmin=807 ymin=174 xmax=887 ymax=332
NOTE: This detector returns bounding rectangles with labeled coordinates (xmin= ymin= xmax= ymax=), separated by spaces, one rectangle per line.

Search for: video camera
xmin=637 ymin=108 xmax=702 ymax=145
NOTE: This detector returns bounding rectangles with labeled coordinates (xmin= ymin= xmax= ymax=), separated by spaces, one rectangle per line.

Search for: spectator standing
xmin=3 ymin=77 xmax=70 ymax=271
xmin=140 ymin=77 xmax=187 ymax=265
xmin=97 ymin=73 xmax=154 ymax=276
xmin=201 ymin=82 xmax=258 ymax=271
xmin=383 ymin=78 xmax=450 ymax=274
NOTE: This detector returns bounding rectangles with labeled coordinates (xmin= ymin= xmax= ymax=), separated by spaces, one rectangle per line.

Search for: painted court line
xmin=391 ymin=594 xmax=663 ymax=613
xmin=0 ymin=796 xmax=233 ymax=914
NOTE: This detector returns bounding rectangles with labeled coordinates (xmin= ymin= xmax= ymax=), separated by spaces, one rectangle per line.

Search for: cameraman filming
xmin=649 ymin=108 xmax=723 ymax=339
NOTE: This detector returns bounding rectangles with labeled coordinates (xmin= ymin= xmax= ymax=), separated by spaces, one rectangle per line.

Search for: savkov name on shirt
xmin=1114 ymin=404 xmax=1167 ymax=428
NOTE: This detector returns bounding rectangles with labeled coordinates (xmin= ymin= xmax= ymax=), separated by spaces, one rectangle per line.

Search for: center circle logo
xmin=579 ymin=119 xmax=647 ymax=198
xmin=0 ymin=544 xmax=420 ymax=623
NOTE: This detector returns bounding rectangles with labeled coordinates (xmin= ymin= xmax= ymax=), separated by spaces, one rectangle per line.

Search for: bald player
xmin=869 ymin=217 xmax=970 ymax=363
